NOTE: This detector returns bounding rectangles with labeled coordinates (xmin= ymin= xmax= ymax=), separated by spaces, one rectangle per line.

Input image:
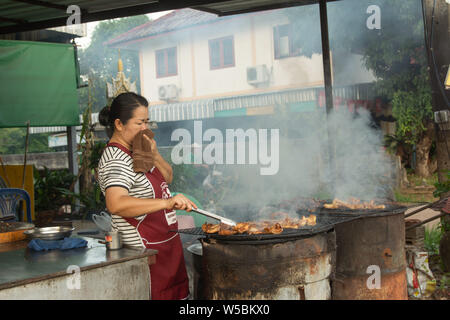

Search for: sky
xmin=74 ymin=11 xmax=172 ymax=49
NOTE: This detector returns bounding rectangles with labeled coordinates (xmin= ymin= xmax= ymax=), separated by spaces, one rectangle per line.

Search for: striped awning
xmin=149 ymin=99 xmax=215 ymax=122
xmin=29 ymin=83 xmax=376 ymax=132
xmin=149 ymin=83 xmax=375 ymax=122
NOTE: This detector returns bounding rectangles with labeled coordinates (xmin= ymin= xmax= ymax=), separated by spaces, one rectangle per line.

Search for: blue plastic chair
xmin=0 ymin=188 xmax=32 ymax=222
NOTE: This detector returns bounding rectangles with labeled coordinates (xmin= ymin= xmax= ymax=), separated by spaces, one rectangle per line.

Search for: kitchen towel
xmin=132 ymin=128 xmax=155 ymax=173
xmin=28 ymin=237 xmax=88 ymax=251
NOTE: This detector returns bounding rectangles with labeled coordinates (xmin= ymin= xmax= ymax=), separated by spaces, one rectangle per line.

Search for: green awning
xmin=0 ymin=40 xmax=80 ymax=128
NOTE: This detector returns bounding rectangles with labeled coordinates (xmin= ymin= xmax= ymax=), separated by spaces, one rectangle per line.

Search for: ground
xmin=428 ymin=254 xmax=450 ymax=300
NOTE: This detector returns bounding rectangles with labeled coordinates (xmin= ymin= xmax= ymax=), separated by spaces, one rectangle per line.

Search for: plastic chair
xmin=0 ymin=188 xmax=32 ymax=222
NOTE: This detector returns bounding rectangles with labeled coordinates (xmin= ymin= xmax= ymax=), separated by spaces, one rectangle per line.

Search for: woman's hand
xmin=166 ymin=194 xmax=198 ymax=212
xmin=143 ymin=134 xmax=160 ymax=159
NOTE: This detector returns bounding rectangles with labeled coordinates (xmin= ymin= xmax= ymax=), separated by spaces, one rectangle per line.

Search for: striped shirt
xmin=97 ymin=145 xmax=155 ymax=248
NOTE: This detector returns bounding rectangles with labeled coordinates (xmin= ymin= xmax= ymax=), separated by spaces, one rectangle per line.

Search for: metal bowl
xmin=24 ymin=226 xmax=75 ymax=241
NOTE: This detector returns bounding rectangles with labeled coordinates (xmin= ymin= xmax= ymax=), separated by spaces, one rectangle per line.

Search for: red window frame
xmin=208 ymin=36 xmax=235 ymax=70
xmin=155 ymin=47 xmax=178 ymax=78
xmin=273 ymin=24 xmax=301 ymax=59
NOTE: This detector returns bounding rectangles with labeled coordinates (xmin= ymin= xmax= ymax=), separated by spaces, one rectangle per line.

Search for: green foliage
xmin=392 ymin=87 xmax=433 ymax=145
xmin=78 ymin=15 xmax=149 ymax=113
xmin=433 ymin=171 xmax=450 ymax=198
xmin=59 ymin=184 xmax=105 ymax=218
xmin=287 ymin=0 xmax=433 ymax=148
xmin=33 ymin=167 xmax=77 ymax=211
xmin=89 ymin=141 xmax=107 ymax=170
xmin=425 ymin=225 xmax=443 ymax=255
xmin=0 ymin=128 xmax=52 ymax=154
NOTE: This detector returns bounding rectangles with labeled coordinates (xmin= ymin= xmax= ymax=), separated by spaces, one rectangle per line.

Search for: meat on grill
xmin=323 ymin=198 xmax=385 ymax=210
xmin=201 ymin=214 xmax=317 ymax=235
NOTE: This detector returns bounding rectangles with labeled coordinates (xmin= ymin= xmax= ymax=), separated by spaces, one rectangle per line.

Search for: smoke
xmin=205 ymin=106 xmax=395 ymax=221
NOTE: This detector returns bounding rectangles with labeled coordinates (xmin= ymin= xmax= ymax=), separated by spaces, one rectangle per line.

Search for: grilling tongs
xmin=191 ymin=208 xmax=236 ymax=227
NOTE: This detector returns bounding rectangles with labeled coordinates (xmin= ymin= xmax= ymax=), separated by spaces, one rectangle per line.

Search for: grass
xmin=394 ymin=173 xmax=439 ymax=204
xmin=425 ymin=224 xmax=444 ymax=255
xmin=394 ymin=190 xmax=438 ymax=203
xmin=408 ymin=172 xmax=438 ymax=187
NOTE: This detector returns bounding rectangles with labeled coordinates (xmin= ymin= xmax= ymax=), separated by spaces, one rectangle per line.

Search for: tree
xmin=286 ymin=0 xmax=434 ymax=177
xmin=422 ymin=0 xmax=450 ymax=188
xmin=0 ymin=128 xmax=52 ymax=154
xmin=78 ymin=15 xmax=150 ymax=113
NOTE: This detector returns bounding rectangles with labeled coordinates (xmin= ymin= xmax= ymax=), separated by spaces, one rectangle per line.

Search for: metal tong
xmin=191 ymin=208 xmax=236 ymax=227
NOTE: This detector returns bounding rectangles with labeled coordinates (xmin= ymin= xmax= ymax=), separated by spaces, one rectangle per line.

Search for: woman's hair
xmin=99 ymin=92 xmax=149 ymax=138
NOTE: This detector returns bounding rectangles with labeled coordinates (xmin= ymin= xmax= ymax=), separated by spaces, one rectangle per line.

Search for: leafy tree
xmin=0 ymin=128 xmax=52 ymax=154
xmin=286 ymin=0 xmax=434 ymax=177
xmin=78 ymin=15 xmax=150 ymax=113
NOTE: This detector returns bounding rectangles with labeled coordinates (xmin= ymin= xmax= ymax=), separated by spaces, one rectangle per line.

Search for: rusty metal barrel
xmin=200 ymin=230 xmax=336 ymax=300
xmin=331 ymin=209 xmax=408 ymax=300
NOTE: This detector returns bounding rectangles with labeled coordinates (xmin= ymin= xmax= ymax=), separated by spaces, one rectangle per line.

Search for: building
xmin=107 ymin=8 xmax=377 ymax=123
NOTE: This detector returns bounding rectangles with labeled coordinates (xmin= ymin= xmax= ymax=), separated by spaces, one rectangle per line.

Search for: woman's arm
xmin=106 ymin=186 xmax=197 ymax=218
xmin=154 ymin=152 xmax=173 ymax=184
xmin=106 ymin=186 xmax=169 ymax=217
xmin=145 ymin=135 xmax=173 ymax=184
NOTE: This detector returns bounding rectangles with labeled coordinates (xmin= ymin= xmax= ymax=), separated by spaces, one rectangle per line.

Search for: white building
xmin=107 ymin=8 xmax=376 ymax=122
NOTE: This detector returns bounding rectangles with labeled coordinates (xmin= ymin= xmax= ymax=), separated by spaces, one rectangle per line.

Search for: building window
xmin=155 ymin=47 xmax=177 ymax=78
xmin=273 ymin=24 xmax=301 ymax=59
xmin=209 ymin=36 xmax=235 ymax=69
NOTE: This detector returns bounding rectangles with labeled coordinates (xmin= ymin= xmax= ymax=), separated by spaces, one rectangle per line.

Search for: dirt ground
xmin=428 ymin=254 xmax=450 ymax=300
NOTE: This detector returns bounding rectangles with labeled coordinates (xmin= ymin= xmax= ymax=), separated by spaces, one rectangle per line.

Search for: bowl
xmin=24 ymin=226 xmax=75 ymax=241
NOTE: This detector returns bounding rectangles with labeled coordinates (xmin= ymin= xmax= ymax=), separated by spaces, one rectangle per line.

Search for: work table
xmin=0 ymin=236 xmax=157 ymax=299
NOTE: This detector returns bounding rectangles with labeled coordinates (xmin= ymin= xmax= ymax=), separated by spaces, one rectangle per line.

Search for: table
xmin=0 ymin=237 xmax=157 ymax=299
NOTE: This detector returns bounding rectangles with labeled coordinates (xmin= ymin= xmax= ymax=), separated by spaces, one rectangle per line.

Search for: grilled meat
xmin=324 ymin=198 xmax=385 ymax=210
xmin=200 ymin=214 xmax=316 ymax=236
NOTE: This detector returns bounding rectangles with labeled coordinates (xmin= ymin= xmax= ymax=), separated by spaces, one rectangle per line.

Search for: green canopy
xmin=0 ymin=40 xmax=80 ymax=128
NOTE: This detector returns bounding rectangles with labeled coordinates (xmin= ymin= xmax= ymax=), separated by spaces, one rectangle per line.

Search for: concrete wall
xmin=1 ymin=152 xmax=69 ymax=170
xmin=140 ymin=10 xmax=327 ymax=105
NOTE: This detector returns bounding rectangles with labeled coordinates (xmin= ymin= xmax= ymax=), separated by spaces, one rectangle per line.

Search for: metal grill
xmin=174 ymin=213 xmax=359 ymax=244
xmin=314 ymin=203 xmax=407 ymax=217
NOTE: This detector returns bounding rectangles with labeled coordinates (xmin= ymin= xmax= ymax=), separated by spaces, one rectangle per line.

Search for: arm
xmin=106 ymin=186 xmax=197 ymax=218
xmin=154 ymin=152 xmax=173 ymax=184
xmin=145 ymin=135 xmax=173 ymax=184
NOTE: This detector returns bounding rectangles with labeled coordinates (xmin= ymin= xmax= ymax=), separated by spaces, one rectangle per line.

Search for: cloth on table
xmin=132 ymin=129 xmax=155 ymax=173
xmin=28 ymin=237 xmax=88 ymax=251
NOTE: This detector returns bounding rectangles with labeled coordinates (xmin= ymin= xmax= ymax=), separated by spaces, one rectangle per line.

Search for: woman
xmin=97 ymin=92 xmax=197 ymax=300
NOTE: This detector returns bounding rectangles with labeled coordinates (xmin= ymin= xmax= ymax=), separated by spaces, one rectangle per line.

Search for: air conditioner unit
xmin=158 ymin=84 xmax=178 ymax=101
xmin=247 ymin=65 xmax=269 ymax=85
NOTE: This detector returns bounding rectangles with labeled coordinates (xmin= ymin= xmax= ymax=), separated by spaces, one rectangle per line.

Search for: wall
xmin=0 ymin=258 xmax=150 ymax=299
xmin=140 ymin=10 xmax=327 ymax=105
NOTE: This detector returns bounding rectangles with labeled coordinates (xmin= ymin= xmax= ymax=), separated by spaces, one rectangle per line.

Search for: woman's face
xmin=116 ymin=106 xmax=149 ymax=146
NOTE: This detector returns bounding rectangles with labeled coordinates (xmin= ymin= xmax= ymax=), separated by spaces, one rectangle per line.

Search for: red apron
xmin=107 ymin=142 xmax=189 ymax=300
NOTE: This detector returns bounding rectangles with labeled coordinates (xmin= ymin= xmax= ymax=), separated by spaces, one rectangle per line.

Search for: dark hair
xmin=99 ymin=92 xmax=149 ymax=138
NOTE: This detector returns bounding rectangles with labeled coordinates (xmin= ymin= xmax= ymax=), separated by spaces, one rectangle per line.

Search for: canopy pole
xmin=67 ymin=125 xmax=80 ymax=213
xmin=319 ymin=0 xmax=336 ymax=196
xmin=21 ymin=121 xmax=30 ymax=189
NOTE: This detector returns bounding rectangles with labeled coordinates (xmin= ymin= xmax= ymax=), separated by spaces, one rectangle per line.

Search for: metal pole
xmin=319 ymin=0 xmax=336 ymax=194
xmin=67 ymin=126 xmax=80 ymax=213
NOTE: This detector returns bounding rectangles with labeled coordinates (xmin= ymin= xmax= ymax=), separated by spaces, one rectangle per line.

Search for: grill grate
xmin=314 ymin=203 xmax=407 ymax=217
xmin=174 ymin=214 xmax=359 ymax=243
